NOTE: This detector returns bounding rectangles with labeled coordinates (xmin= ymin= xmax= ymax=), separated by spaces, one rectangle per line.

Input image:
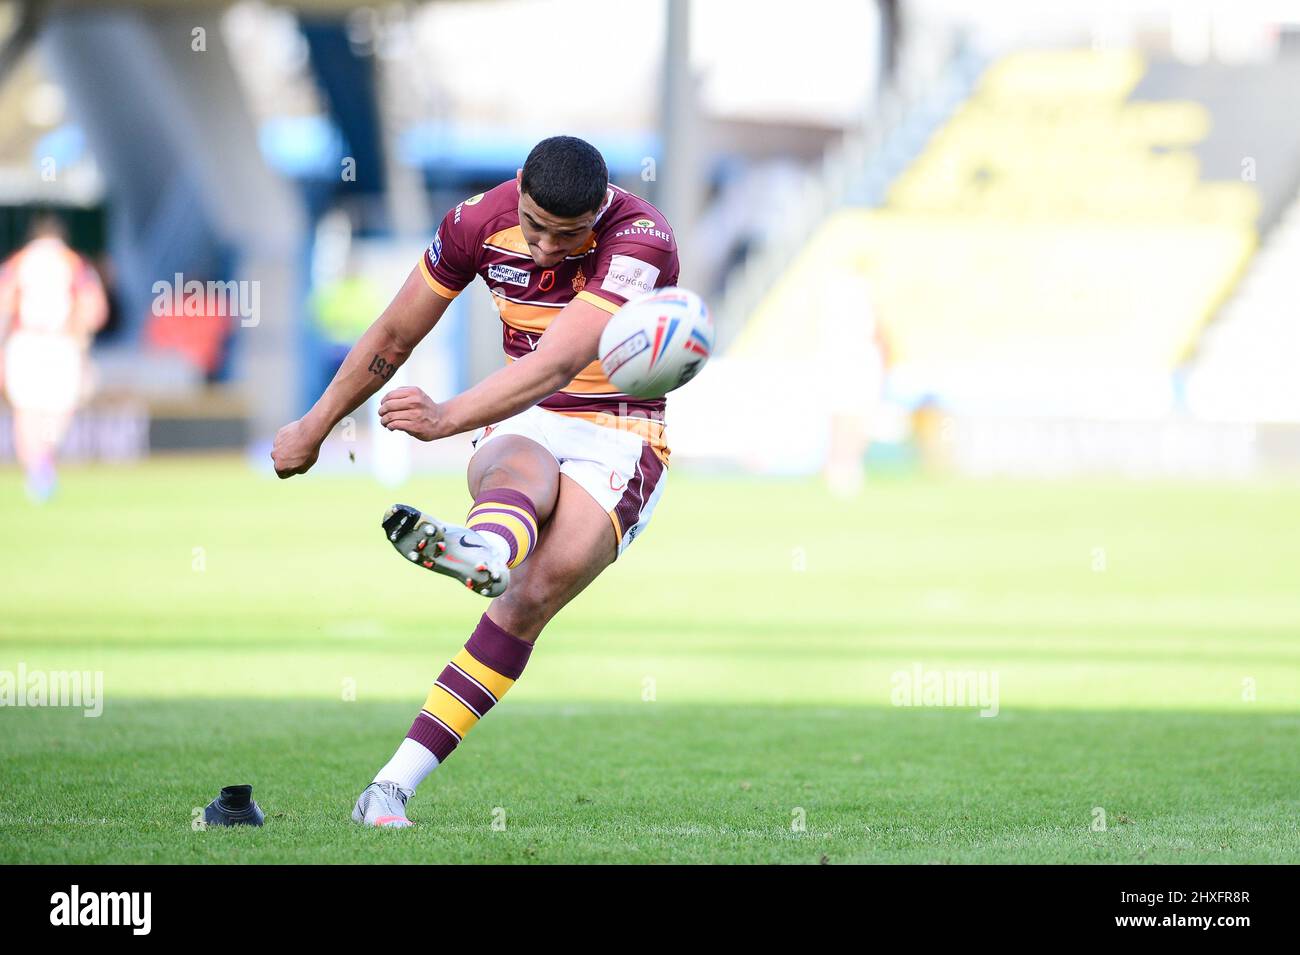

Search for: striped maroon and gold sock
xmin=373 ymin=614 xmax=534 ymax=793
xmin=466 ymin=488 xmax=538 ymax=568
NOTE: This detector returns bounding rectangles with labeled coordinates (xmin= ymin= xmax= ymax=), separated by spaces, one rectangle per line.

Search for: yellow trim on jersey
xmin=494 ymin=295 xmax=556 ymax=334
xmin=421 ymin=685 xmax=479 ymax=737
xmin=576 ymin=290 xmax=621 ymax=314
xmin=608 ymin=508 xmax=623 ymax=545
xmin=503 ymin=354 xmax=618 ymax=394
xmin=483 ymin=226 xmax=596 ymax=260
xmin=451 ymin=648 xmax=515 ymax=700
xmin=569 ymin=361 xmax=618 ymax=392
xmin=419 ymin=255 xmax=460 ymax=300
xmin=484 ymin=226 xmax=531 ymax=256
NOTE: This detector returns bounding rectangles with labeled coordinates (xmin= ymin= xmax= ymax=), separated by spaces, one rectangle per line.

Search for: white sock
xmin=476 ymin=529 xmax=512 ymax=567
xmin=373 ymin=738 xmax=440 ymax=794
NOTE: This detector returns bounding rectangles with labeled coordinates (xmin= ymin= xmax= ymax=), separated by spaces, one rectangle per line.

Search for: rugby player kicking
xmin=272 ymin=137 xmax=678 ymax=827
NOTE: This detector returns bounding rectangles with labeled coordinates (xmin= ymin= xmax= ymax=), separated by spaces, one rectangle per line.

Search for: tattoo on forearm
xmin=368 ymin=354 xmax=398 ymax=381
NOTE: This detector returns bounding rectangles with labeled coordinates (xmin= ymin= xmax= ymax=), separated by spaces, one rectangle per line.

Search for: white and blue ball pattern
xmin=598 ymin=287 xmax=713 ymax=399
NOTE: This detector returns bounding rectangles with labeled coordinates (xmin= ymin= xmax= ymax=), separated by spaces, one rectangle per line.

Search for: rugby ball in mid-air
xmin=598 ymin=287 xmax=713 ymax=399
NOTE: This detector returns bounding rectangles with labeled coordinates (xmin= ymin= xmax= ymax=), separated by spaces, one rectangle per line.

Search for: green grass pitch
xmin=1 ymin=457 xmax=1297 ymax=863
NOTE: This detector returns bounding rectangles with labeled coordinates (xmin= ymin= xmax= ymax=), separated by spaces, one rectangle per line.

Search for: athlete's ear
xmin=515 ymin=169 xmax=523 ymax=193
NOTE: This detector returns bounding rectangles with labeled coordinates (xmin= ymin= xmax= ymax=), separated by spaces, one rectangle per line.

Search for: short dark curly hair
xmin=520 ymin=136 xmax=609 ymax=217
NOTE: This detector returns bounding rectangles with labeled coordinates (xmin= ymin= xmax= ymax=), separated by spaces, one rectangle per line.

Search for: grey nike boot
xmin=382 ymin=504 xmax=510 ymax=598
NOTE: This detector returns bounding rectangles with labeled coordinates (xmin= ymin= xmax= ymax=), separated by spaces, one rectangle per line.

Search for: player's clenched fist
xmin=271 ymin=418 xmax=322 ymax=478
xmin=378 ymin=386 xmax=448 ymax=442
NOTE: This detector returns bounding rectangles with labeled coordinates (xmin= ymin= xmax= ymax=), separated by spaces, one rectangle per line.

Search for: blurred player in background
xmin=272 ymin=136 xmax=680 ymax=827
xmin=0 ymin=214 xmax=108 ymax=502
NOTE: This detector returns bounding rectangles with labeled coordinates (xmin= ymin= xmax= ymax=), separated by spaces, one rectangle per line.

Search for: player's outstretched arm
xmin=272 ymin=266 xmax=451 ymax=478
xmin=377 ymin=297 xmax=608 ymax=442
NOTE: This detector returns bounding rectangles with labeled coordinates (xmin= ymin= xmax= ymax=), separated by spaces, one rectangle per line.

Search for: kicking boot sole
xmin=382 ymin=504 xmax=508 ymax=597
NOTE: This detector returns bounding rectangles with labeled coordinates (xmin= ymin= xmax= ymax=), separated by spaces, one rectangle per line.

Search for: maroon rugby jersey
xmin=418 ymin=180 xmax=679 ymax=456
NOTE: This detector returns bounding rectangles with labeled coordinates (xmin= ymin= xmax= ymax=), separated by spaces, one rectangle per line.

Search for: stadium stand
xmin=738 ymin=50 xmax=1265 ymax=418
xmin=675 ymin=47 xmax=1300 ymax=475
xmin=1187 ymin=184 xmax=1300 ymax=423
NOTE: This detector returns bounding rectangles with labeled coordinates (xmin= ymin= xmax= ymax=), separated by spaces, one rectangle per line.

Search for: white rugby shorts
xmin=471 ymin=405 xmax=667 ymax=556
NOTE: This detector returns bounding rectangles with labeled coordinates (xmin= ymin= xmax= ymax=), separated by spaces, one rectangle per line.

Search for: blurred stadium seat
xmin=743 ymin=50 xmax=1261 ymax=419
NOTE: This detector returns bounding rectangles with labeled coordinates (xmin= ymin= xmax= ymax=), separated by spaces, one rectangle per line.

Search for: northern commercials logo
xmin=427 ymin=230 xmax=442 ymax=266
xmin=488 ymin=263 xmax=530 ymax=287
xmin=151 ymin=273 xmax=259 ymax=328
xmin=601 ymin=254 xmax=660 ymax=300
xmin=0 ymin=662 xmax=103 ymax=717
xmin=50 ymin=885 xmax=151 ymax=935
